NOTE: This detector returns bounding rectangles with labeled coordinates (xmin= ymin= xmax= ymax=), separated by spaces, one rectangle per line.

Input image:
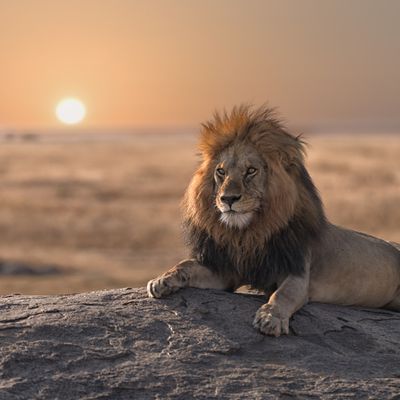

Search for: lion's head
xmin=213 ymin=142 xmax=268 ymax=229
xmin=183 ymin=105 xmax=326 ymax=287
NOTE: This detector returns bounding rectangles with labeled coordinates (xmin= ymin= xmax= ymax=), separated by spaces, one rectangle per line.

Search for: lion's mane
xmin=182 ymin=105 xmax=327 ymax=290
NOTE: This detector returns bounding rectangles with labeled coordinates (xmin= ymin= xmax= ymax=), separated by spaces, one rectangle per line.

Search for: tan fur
xmin=182 ymin=105 xmax=309 ymax=266
xmin=148 ymin=104 xmax=400 ymax=337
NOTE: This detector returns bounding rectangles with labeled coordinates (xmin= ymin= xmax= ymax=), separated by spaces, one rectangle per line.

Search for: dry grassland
xmin=0 ymin=133 xmax=398 ymax=294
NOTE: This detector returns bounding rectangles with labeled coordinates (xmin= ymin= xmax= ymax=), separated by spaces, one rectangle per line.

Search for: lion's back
xmin=309 ymin=223 xmax=400 ymax=308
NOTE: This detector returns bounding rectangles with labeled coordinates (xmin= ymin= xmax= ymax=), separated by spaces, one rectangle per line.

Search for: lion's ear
xmin=285 ymin=135 xmax=306 ymax=168
xmin=275 ymin=146 xmax=303 ymax=170
xmin=198 ymin=124 xmax=222 ymax=159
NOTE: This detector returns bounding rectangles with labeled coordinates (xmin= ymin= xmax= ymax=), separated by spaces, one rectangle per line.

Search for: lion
xmin=147 ymin=105 xmax=400 ymax=337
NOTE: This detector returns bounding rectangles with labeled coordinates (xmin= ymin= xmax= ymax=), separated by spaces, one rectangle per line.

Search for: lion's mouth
xmin=218 ymin=206 xmax=244 ymax=214
xmin=219 ymin=210 xmax=253 ymax=229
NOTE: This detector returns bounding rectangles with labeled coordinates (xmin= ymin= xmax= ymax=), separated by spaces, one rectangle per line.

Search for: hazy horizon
xmin=1 ymin=0 xmax=400 ymax=132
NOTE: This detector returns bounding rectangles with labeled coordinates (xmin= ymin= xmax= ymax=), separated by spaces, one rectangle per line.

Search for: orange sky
xmin=1 ymin=0 xmax=399 ymax=132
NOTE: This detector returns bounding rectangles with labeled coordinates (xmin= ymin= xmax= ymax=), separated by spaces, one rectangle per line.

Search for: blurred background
xmin=0 ymin=0 xmax=399 ymax=294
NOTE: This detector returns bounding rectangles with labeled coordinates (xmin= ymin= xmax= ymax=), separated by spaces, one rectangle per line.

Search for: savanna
xmin=0 ymin=132 xmax=398 ymax=294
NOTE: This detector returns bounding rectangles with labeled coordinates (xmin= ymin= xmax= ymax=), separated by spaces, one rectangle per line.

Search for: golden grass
xmin=0 ymin=133 xmax=398 ymax=294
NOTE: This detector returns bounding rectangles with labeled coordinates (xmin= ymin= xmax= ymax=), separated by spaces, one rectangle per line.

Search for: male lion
xmin=147 ymin=105 xmax=400 ymax=337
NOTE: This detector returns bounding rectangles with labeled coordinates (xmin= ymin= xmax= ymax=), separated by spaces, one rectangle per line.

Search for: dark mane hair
xmin=182 ymin=105 xmax=327 ymax=290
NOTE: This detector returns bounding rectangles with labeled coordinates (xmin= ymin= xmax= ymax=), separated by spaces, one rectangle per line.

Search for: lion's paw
xmin=147 ymin=276 xmax=178 ymax=299
xmin=253 ymin=304 xmax=289 ymax=337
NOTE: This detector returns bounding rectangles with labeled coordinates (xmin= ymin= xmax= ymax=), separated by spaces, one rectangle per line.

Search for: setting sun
xmin=56 ymin=98 xmax=86 ymax=125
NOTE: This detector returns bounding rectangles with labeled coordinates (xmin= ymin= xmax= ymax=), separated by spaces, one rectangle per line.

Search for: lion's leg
xmin=253 ymin=260 xmax=310 ymax=337
xmin=147 ymin=259 xmax=232 ymax=298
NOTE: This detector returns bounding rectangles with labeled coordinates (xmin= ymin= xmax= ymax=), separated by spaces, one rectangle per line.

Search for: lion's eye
xmin=246 ymin=167 xmax=257 ymax=175
xmin=216 ymin=168 xmax=225 ymax=176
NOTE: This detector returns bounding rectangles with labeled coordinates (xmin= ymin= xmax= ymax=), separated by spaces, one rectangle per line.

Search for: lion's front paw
xmin=253 ymin=304 xmax=289 ymax=337
xmin=147 ymin=276 xmax=179 ymax=299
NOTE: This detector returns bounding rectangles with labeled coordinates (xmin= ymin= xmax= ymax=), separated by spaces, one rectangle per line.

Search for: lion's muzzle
xmin=220 ymin=195 xmax=242 ymax=208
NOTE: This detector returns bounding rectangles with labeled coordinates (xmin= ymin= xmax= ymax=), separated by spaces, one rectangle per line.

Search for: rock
xmin=0 ymin=287 xmax=399 ymax=399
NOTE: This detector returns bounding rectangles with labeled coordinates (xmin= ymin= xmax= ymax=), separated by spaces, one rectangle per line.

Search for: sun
xmin=56 ymin=98 xmax=86 ymax=125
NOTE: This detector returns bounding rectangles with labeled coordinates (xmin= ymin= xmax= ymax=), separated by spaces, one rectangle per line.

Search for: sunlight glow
xmin=56 ymin=98 xmax=86 ymax=125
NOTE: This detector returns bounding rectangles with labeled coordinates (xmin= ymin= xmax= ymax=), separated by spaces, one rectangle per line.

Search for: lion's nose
xmin=220 ymin=195 xmax=242 ymax=207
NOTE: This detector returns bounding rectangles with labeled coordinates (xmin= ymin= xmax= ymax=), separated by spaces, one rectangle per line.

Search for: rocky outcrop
xmin=0 ymin=287 xmax=399 ymax=399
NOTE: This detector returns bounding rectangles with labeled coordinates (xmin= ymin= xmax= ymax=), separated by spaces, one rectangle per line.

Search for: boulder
xmin=0 ymin=287 xmax=399 ymax=399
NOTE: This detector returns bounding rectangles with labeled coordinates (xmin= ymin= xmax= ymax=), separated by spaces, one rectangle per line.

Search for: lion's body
xmin=309 ymin=224 xmax=400 ymax=309
xmin=147 ymin=105 xmax=400 ymax=336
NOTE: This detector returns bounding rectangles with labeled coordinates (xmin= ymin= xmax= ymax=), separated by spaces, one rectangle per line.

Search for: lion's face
xmin=214 ymin=143 xmax=267 ymax=229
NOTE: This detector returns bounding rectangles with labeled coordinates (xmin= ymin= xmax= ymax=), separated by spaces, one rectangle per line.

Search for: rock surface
xmin=0 ymin=287 xmax=399 ymax=399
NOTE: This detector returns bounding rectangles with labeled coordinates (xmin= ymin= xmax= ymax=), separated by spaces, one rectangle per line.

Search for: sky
xmin=0 ymin=0 xmax=400 ymax=132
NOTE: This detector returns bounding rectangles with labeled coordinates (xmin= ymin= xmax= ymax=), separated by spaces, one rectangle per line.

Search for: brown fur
xmin=182 ymin=104 xmax=323 ymax=268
